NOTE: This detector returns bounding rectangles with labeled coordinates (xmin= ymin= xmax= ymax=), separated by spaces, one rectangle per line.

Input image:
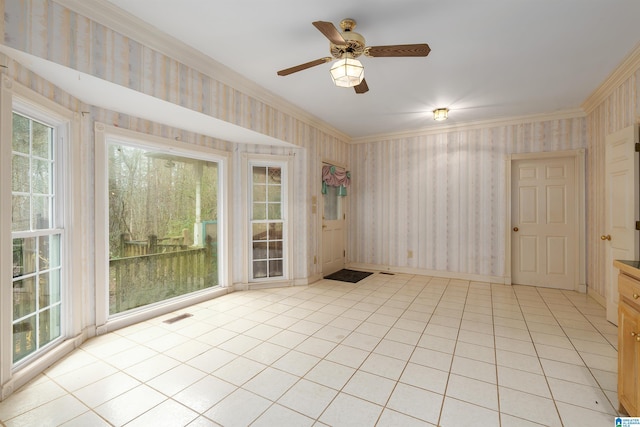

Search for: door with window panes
xmin=322 ymin=183 xmax=345 ymax=276
xmin=250 ymin=165 xmax=285 ymax=280
xmin=11 ymin=112 xmax=63 ymax=364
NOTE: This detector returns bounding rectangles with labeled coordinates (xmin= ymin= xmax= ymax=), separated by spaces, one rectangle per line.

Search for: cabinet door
xmin=619 ymin=301 xmax=640 ymax=416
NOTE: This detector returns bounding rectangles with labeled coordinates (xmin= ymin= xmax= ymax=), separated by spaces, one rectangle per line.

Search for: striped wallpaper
xmin=585 ymin=69 xmax=640 ymax=299
xmin=4 ymin=0 xmax=640 ymax=300
xmin=2 ymin=0 xmax=350 ymax=286
xmin=8 ymin=0 xmax=640 ymax=405
xmin=348 ymin=119 xmax=587 ymax=280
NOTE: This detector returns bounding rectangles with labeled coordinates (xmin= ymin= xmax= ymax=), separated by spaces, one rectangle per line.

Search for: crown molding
xmin=53 ymin=0 xmax=351 ymax=143
xmin=349 ymin=108 xmax=586 ymax=144
xmin=581 ymin=42 xmax=640 ymax=114
xmin=47 ymin=1 xmax=598 ymax=146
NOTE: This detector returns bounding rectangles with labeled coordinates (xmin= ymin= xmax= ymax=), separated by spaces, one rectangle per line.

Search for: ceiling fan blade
xmin=366 ymin=43 xmax=431 ymax=57
xmin=312 ymin=21 xmax=346 ymax=45
xmin=354 ymin=79 xmax=369 ymax=94
xmin=277 ymin=57 xmax=332 ymax=76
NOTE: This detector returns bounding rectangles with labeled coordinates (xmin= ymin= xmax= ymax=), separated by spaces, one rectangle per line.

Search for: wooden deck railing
xmin=109 ymin=245 xmax=216 ymax=314
xmin=120 ymin=233 xmax=189 ymax=257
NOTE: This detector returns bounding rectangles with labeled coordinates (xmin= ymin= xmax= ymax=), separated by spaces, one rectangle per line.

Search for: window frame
xmin=94 ymin=123 xmax=231 ymax=333
xmin=0 ymin=78 xmax=79 ymax=398
xmin=244 ymin=155 xmax=293 ymax=284
xmin=10 ymin=110 xmax=65 ymax=367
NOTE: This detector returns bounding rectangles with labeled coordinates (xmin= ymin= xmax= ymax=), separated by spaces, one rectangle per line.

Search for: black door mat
xmin=324 ymin=269 xmax=373 ymax=283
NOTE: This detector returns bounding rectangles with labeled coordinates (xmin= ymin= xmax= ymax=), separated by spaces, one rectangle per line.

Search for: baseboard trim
xmin=234 ymin=274 xmax=324 ymax=290
xmin=297 ymin=274 xmax=323 ymax=286
xmin=588 ymin=288 xmax=607 ymax=308
xmin=1 ymin=331 xmax=87 ymax=401
xmin=346 ymin=263 xmax=510 ymax=284
xmin=234 ymin=280 xmax=294 ymax=291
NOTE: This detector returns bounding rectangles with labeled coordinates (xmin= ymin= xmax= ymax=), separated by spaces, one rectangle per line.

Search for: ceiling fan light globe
xmin=330 ymin=58 xmax=364 ymax=88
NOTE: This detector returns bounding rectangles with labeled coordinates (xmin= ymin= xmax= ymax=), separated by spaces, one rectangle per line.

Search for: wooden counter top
xmin=614 ymin=260 xmax=640 ymax=279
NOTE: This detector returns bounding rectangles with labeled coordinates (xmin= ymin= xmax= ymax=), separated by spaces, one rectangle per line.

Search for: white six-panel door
xmin=604 ymin=125 xmax=639 ymax=325
xmin=511 ymin=157 xmax=577 ymax=289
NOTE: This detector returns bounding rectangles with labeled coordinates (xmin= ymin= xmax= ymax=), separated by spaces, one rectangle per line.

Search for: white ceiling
xmin=98 ymin=1 xmax=640 ymax=138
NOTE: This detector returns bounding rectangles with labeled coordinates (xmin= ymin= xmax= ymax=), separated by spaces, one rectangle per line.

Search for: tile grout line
xmin=0 ymin=275 xmax=623 ymax=426
xmin=435 ymin=277 xmax=470 ymax=427
xmin=536 ymin=287 xmax=620 ymax=418
xmin=489 ymin=282 xmax=503 ymax=427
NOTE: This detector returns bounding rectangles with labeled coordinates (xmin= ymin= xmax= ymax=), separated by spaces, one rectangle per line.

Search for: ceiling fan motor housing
xmin=330 ymin=19 xmax=366 ymax=59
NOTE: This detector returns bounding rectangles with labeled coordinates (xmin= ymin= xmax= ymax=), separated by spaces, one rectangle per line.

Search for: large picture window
xmin=107 ymin=142 xmax=220 ymax=315
xmin=250 ymin=164 xmax=286 ymax=280
xmin=11 ymin=112 xmax=63 ymax=364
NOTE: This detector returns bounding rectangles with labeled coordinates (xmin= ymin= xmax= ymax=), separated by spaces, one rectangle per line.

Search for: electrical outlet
xmin=407 ymin=250 xmax=413 ymax=259
xmin=314 ymin=256 xmax=317 ymax=264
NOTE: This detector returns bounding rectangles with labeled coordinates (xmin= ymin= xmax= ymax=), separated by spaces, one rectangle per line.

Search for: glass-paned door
xmin=11 ymin=112 xmax=63 ymax=364
xmin=251 ymin=165 xmax=284 ymax=279
xmin=108 ymin=143 xmax=219 ymax=315
xmin=322 ymin=176 xmax=346 ymax=276
xmin=323 ymin=185 xmax=341 ymax=220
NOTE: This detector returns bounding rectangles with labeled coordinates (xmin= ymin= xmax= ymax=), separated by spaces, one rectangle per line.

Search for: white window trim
xmin=241 ymin=153 xmax=294 ymax=288
xmin=94 ymin=123 xmax=232 ymax=334
xmin=0 ymin=77 xmax=81 ymax=400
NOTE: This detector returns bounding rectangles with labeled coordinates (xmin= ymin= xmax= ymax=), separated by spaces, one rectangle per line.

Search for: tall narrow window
xmin=11 ymin=112 xmax=62 ymax=364
xmin=107 ymin=142 xmax=220 ymax=315
xmin=250 ymin=165 xmax=285 ymax=280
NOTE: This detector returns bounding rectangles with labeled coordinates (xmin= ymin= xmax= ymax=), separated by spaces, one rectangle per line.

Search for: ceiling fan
xmin=277 ymin=18 xmax=431 ymax=94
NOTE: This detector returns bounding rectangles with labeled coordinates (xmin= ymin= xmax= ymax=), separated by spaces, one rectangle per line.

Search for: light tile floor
xmin=0 ymin=273 xmax=621 ymax=426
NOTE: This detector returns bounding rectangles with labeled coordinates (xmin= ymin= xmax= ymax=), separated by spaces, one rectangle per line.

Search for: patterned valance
xmin=322 ymin=165 xmax=350 ymax=196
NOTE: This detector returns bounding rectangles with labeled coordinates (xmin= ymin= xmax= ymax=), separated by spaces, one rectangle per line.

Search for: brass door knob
xmin=634 ymin=293 xmax=639 ymax=300
xmin=600 ymin=234 xmax=611 ymax=241
xmin=513 ymin=227 xmax=519 ymax=232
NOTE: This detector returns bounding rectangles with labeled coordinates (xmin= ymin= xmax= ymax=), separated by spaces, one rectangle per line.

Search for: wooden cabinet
xmin=619 ymin=299 xmax=640 ymax=415
xmin=616 ymin=261 xmax=640 ymax=416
